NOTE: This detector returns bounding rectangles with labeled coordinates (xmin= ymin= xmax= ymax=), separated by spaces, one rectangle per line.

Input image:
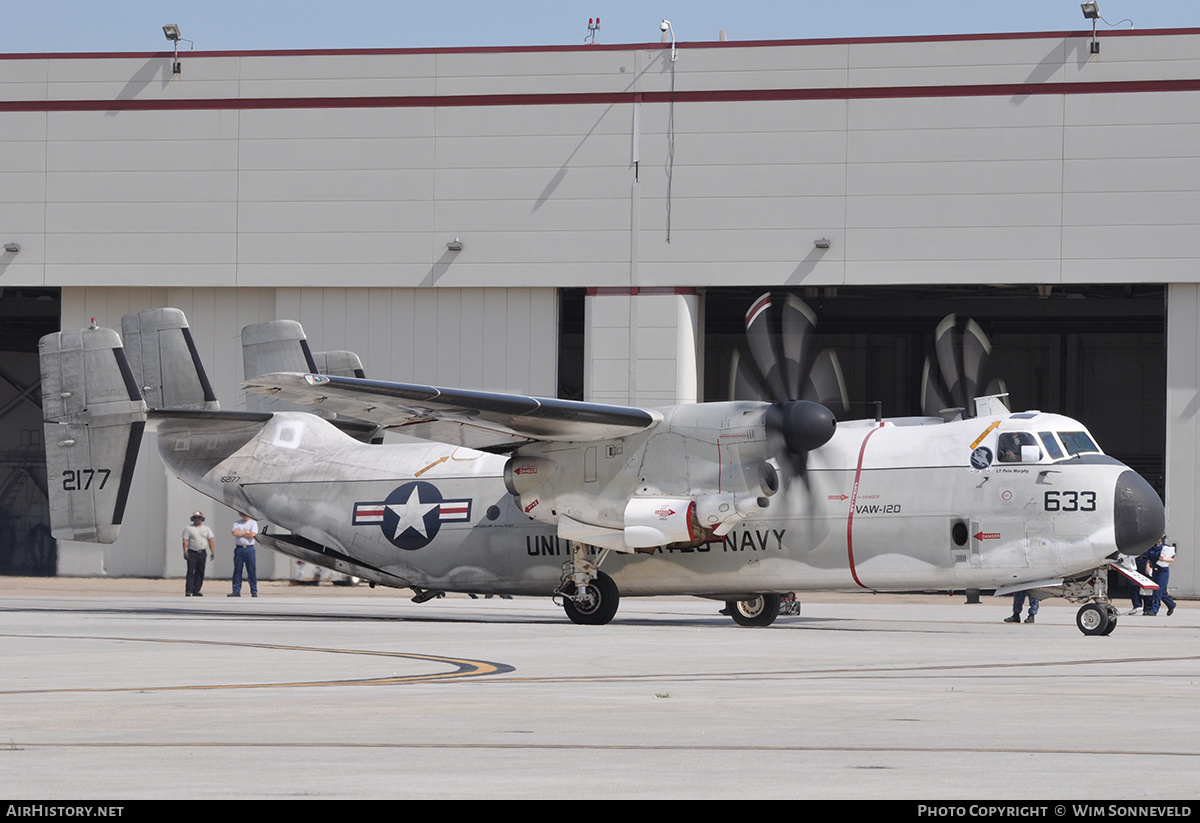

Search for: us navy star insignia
xmin=352 ymin=481 xmax=473 ymax=551
xmin=388 ymin=486 xmax=440 ymax=539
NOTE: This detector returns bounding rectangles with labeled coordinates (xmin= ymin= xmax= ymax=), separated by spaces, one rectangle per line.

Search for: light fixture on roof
xmin=660 ymin=20 xmax=677 ymax=63
xmin=162 ymin=24 xmax=188 ymax=74
xmin=1081 ymin=3 xmax=1138 ymax=54
xmin=1080 ymin=3 xmax=1101 ymax=53
xmin=586 ymin=17 xmax=600 ymax=45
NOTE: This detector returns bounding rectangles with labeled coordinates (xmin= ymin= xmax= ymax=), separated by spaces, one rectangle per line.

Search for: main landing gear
xmin=561 ymin=571 xmax=619 ymax=625
xmin=725 ymin=593 xmax=782 ymax=627
xmin=1063 ymin=566 xmax=1120 ymax=636
xmin=556 ymin=543 xmax=620 ymax=625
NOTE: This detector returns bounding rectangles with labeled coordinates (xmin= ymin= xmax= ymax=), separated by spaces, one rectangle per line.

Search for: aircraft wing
xmin=242 ymin=372 xmax=661 ymax=450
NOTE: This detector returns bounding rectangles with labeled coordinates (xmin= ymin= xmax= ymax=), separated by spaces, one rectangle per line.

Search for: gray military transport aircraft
xmin=39 ymin=307 xmax=1164 ymax=634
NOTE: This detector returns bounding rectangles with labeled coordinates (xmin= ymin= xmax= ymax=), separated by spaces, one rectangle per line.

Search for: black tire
xmin=1100 ymin=604 xmax=1119 ymax=636
xmin=727 ymin=593 xmax=781 ymax=627
xmin=562 ymin=571 xmax=620 ymax=625
xmin=1076 ymin=603 xmax=1110 ymax=636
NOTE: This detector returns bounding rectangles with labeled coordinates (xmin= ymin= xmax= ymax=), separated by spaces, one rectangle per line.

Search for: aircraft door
xmin=968 ymin=518 xmax=1030 ymax=569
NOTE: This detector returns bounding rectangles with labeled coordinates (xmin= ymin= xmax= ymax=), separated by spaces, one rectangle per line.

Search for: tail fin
xmin=241 ymin=320 xmax=376 ymax=440
xmin=312 ymin=350 xmax=366 ymax=379
xmin=121 ymin=308 xmax=220 ymax=412
xmin=242 ymin=320 xmax=365 ymax=380
xmin=242 ymin=320 xmax=319 ymax=381
xmin=241 ymin=320 xmax=366 ymax=414
xmin=40 ymin=324 xmax=148 ymax=543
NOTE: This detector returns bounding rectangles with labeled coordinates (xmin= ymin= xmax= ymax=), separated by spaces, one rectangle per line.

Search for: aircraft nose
xmin=1113 ymin=469 xmax=1165 ymax=556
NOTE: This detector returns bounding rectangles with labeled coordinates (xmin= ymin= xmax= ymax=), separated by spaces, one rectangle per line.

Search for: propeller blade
xmin=959 ymin=318 xmax=992 ymax=407
xmin=780 ymin=295 xmax=817 ymax=401
xmin=934 ymin=314 xmax=965 ymax=409
xmin=921 ymin=356 xmax=952 ymax=417
xmin=729 ymin=348 xmax=768 ymax=402
xmin=804 ymin=349 xmax=849 ymax=417
xmin=744 ymin=293 xmax=788 ymax=403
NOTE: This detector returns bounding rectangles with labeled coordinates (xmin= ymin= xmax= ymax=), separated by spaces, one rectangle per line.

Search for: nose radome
xmin=1114 ymin=470 xmax=1165 ymax=556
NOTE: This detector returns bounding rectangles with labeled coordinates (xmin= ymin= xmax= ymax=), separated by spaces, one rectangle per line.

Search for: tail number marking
xmin=62 ymin=468 xmax=111 ymax=491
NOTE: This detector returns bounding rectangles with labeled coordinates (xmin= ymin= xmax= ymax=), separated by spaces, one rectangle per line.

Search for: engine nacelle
xmin=623 ymin=497 xmax=696 ymax=549
xmin=695 ymin=493 xmax=771 ymax=537
xmin=504 ymin=455 xmax=557 ymax=496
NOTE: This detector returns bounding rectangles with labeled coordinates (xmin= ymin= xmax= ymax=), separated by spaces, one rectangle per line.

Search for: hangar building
xmin=0 ymin=26 xmax=1195 ymax=595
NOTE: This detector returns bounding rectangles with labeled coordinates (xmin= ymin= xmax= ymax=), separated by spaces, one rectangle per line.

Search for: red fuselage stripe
xmin=846 ymin=424 xmax=884 ymax=589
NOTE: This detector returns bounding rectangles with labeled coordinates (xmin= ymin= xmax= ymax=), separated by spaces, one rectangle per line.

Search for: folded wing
xmin=242 ymin=372 xmax=661 ymax=451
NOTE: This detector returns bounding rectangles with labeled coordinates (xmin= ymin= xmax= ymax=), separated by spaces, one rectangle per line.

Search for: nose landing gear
xmin=1076 ymin=601 xmax=1118 ymax=636
xmin=1064 ymin=567 xmax=1120 ymax=636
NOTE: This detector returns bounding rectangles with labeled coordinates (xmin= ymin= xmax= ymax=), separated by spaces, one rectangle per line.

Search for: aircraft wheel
xmin=1076 ymin=603 xmax=1110 ymax=636
xmin=562 ymin=571 xmax=619 ymax=626
xmin=727 ymin=593 xmax=781 ymax=627
xmin=1101 ymin=605 xmax=1119 ymax=636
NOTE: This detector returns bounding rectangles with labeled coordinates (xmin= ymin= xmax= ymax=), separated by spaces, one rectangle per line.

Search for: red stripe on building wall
xmin=5 ymin=78 xmax=1200 ymax=114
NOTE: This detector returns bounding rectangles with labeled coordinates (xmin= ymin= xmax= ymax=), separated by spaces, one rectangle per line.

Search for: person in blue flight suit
xmin=1004 ymin=590 xmax=1038 ymax=624
xmin=1143 ymin=536 xmax=1177 ymax=617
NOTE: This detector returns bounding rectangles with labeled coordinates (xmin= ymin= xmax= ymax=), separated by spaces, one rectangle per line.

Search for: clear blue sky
xmin=2 ymin=1 xmax=1197 ymax=54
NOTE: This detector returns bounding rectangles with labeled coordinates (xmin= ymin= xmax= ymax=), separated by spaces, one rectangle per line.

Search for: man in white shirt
xmin=230 ymin=513 xmax=259 ymax=598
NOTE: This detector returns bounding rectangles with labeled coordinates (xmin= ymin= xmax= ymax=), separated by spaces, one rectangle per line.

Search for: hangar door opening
xmin=0 ymin=287 xmax=60 ymax=576
xmin=703 ymin=285 xmax=1165 ymax=494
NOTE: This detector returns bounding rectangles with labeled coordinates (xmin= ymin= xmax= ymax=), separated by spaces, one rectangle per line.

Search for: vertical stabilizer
xmin=121 ymin=308 xmax=219 ymax=411
xmin=243 ymin=320 xmax=318 ymax=379
xmin=312 ymin=350 xmax=366 ymax=379
xmin=242 ymin=320 xmax=366 ymax=412
xmin=40 ymin=325 xmax=148 ymax=543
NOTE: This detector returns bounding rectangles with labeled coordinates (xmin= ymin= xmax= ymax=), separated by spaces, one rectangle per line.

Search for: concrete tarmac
xmin=0 ymin=577 xmax=1196 ymax=799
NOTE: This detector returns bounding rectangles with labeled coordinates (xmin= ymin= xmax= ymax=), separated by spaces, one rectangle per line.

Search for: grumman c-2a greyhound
xmin=39 ymin=307 xmax=1164 ymax=634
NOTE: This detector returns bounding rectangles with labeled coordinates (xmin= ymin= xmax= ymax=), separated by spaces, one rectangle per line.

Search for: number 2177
xmin=62 ymin=469 xmax=110 ymax=491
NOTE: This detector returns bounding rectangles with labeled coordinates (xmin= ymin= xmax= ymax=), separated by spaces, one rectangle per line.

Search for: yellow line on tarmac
xmin=0 ymin=633 xmax=512 ymax=694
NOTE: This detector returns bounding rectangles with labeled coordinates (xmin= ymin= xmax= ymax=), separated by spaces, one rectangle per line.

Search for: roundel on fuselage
xmin=380 ymin=481 xmax=446 ymax=551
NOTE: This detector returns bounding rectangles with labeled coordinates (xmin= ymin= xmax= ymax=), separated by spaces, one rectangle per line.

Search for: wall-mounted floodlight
xmin=3 ymin=242 xmax=20 ymax=253
xmin=660 ymin=20 xmax=677 ymax=63
xmin=163 ymin=24 xmax=184 ymax=74
xmin=814 ymin=238 xmax=831 ymax=249
xmin=446 ymin=238 xmax=464 ymax=252
xmin=1081 ymin=3 xmax=1101 ymax=53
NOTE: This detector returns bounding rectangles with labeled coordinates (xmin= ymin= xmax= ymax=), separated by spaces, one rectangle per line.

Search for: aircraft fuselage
xmin=154 ymin=405 xmax=1159 ymax=599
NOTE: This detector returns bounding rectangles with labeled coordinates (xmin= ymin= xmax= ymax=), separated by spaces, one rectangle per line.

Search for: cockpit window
xmin=1059 ymin=431 xmax=1100 ymax=456
xmin=1038 ymin=432 xmax=1064 ymax=460
xmin=997 ymin=431 xmax=1042 ymax=463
